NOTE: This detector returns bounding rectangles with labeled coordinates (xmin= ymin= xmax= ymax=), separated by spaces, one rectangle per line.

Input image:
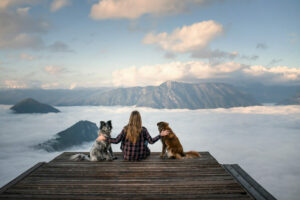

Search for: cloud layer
xmin=0 ymin=105 xmax=300 ymax=200
xmin=112 ymin=61 xmax=300 ymax=87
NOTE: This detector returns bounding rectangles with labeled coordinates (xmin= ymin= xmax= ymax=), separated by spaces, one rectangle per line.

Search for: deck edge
xmin=0 ymin=162 xmax=45 ymax=194
xmin=222 ymin=164 xmax=277 ymax=200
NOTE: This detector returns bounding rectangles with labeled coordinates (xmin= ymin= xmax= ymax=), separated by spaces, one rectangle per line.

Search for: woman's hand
xmin=160 ymin=130 xmax=170 ymax=136
xmin=96 ymin=134 xmax=106 ymax=142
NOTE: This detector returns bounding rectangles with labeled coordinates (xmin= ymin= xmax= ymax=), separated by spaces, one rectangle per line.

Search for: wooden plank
xmin=0 ymin=162 xmax=45 ymax=194
xmin=0 ymin=152 xmax=254 ymax=200
xmin=223 ymin=164 xmax=276 ymax=200
xmin=50 ymin=152 xmax=214 ymax=163
xmin=0 ymin=193 xmax=254 ymax=200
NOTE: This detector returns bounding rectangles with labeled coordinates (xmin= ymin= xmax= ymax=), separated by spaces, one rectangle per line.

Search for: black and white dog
xmin=70 ymin=120 xmax=116 ymax=161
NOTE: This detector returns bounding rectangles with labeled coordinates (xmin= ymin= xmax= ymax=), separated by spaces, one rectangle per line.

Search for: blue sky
xmin=0 ymin=0 xmax=299 ymax=89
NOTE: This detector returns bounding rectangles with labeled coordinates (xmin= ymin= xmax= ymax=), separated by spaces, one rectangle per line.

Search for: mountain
xmin=1 ymin=82 xmax=260 ymax=109
xmin=277 ymin=93 xmax=300 ymax=105
xmin=236 ymin=83 xmax=300 ymax=103
xmin=84 ymin=81 xmax=260 ymax=109
xmin=36 ymin=120 xmax=98 ymax=152
xmin=10 ymin=98 xmax=60 ymax=113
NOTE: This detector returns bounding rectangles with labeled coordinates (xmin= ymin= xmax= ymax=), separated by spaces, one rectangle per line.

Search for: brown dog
xmin=157 ymin=121 xmax=200 ymax=159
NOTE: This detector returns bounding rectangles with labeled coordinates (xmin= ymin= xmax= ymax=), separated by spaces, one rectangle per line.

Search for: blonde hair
xmin=125 ymin=110 xmax=142 ymax=144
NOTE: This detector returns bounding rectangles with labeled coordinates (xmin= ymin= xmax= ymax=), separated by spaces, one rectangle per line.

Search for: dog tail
xmin=184 ymin=151 xmax=201 ymax=159
xmin=70 ymin=153 xmax=90 ymax=161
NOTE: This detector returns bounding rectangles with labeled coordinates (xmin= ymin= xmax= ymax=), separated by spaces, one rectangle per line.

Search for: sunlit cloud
xmin=50 ymin=0 xmax=71 ymax=12
xmin=20 ymin=53 xmax=35 ymax=61
xmin=4 ymin=80 xmax=28 ymax=89
xmin=69 ymin=83 xmax=77 ymax=90
xmin=44 ymin=66 xmax=67 ymax=75
xmin=41 ymin=82 xmax=60 ymax=89
xmin=143 ymin=20 xmax=223 ymax=53
xmin=112 ymin=61 xmax=242 ymax=87
xmin=90 ymin=0 xmax=212 ymax=20
xmin=243 ymin=65 xmax=300 ymax=81
xmin=112 ymin=61 xmax=300 ymax=87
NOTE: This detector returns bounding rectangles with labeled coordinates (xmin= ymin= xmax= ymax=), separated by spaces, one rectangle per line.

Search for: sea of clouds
xmin=0 ymin=105 xmax=300 ymax=199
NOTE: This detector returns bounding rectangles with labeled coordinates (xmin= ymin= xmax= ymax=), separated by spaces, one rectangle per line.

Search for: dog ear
xmin=100 ymin=121 xmax=105 ymax=128
xmin=107 ymin=120 xmax=112 ymax=129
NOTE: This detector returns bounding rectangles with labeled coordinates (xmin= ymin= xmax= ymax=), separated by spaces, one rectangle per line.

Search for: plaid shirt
xmin=108 ymin=127 xmax=161 ymax=161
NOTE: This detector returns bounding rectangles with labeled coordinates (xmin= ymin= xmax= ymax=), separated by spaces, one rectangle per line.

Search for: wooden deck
xmin=0 ymin=152 xmax=254 ymax=200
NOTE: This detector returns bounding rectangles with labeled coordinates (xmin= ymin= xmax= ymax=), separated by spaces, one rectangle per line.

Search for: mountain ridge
xmin=277 ymin=93 xmax=300 ymax=105
xmin=79 ymin=81 xmax=260 ymax=109
xmin=2 ymin=81 xmax=260 ymax=109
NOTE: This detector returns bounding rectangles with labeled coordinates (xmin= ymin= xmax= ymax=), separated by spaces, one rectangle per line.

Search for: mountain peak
xmin=160 ymin=80 xmax=181 ymax=87
xmin=37 ymin=120 xmax=98 ymax=152
xmin=10 ymin=98 xmax=60 ymax=114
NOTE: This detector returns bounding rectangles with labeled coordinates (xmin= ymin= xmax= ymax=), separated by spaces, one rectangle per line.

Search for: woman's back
xmin=110 ymin=127 xmax=161 ymax=161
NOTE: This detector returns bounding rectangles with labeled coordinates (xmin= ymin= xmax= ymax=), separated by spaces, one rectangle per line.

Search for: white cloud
xmin=16 ymin=7 xmax=31 ymax=15
xmin=1 ymin=79 xmax=43 ymax=89
xmin=20 ymin=53 xmax=35 ymax=61
xmin=4 ymin=80 xmax=28 ymax=89
xmin=112 ymin=61 xmax=300 ymax=87
xmin=44 ymin=66 xmax=66 ymax=75
xmin=112 ymin=61 xmax=242 ymax=87
xmin=69 ymin=83 xmax=77 ymax=90
xmin=50 ymin=0 xmax=71 ymax=12
xmin=41 ymin=82 xmax=60 ymax=89
xmin=143 ymin=20 xmax=223 ymax=53
xmin=90 ymin=0 xmax=209 ymax=20
xmin=243 ymin=65 xmax=300 ymax=81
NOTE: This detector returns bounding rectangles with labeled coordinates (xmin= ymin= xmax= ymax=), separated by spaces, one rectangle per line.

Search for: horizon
xmin=0 ymin=0 xmax=299 ymax=89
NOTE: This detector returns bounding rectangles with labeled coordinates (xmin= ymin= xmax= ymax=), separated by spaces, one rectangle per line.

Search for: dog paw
xmin=160 ymin=155 xmax=165 ymax=159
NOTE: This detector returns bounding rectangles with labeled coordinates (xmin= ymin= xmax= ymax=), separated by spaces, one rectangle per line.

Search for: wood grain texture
xmin=0 ymin=152 xmax=253 ymax=200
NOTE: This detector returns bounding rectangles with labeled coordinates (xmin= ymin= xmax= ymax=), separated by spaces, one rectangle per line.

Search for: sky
xmin=0 ymin=0 xmax=299 ymax=89
xmin=0 ymin=104 xmax=300 ymax=199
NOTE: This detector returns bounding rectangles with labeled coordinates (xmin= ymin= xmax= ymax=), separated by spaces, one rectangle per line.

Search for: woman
xmin=97 ymin=110 xmax=169 ymax=161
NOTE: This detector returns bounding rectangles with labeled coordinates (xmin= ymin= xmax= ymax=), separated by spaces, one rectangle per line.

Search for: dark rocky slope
xmin=36 ymin=120 xmax=98 ymax=152
xmin=10 ymin=98 xmax=60 ymax=113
